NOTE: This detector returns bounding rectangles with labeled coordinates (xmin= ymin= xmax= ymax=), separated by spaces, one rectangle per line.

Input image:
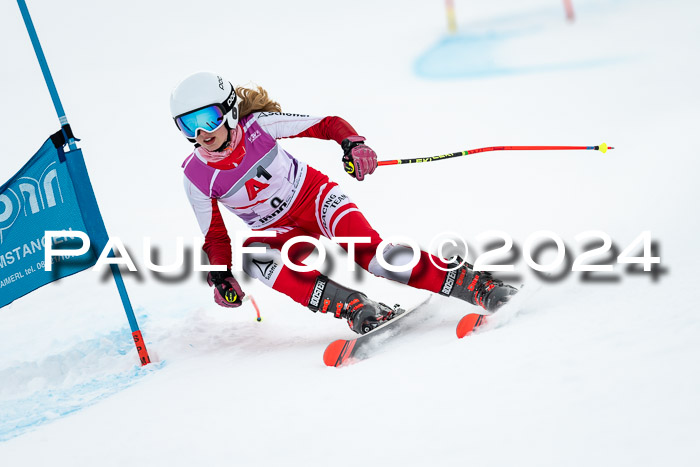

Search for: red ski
xmin=323 ymin=296 xmax=431 ymax=367
xmin=456 ymin=281 xmax=534 ymax=338
xmin=455 ymin=313 xmax=489 ymax=339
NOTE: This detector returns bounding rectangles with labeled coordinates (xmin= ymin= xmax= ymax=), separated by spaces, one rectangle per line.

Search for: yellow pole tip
xmin=599 ymin=143 xmax=608 ymax=153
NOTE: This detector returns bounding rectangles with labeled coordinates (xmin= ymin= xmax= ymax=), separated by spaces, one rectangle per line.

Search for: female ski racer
xmin=170 ymin=71 xmax=517 ymax=334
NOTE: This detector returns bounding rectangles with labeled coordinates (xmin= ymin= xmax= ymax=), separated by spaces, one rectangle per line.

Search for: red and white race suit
xmin=182 ymin=111 xmax=449 ymax=306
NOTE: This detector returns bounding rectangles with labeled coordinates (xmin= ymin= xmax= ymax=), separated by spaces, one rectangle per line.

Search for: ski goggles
xmin=174 ymin=104 xmax=226 ymax=138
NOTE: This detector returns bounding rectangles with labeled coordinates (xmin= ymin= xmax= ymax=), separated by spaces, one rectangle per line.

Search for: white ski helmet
xmin=170 ymin=71 xmax=239 ymax=142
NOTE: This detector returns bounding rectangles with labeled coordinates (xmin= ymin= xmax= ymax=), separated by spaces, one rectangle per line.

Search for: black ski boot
xmin=440 ymin=258 xmax=518 ymax=312
xmin=307 ymin=275 xmax=401 ymax=334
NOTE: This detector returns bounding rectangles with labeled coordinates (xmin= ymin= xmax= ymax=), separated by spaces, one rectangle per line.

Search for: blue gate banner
xmin=0 ymin=137 xmax=101 ymax=308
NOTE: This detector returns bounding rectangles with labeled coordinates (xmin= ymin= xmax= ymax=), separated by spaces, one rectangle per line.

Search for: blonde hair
xmin=236 ymin=85 xmax=281 ymax=119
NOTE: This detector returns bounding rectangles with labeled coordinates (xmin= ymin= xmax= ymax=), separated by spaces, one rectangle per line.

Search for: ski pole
xmin=378 ymin=143 xmax=613 ymax=167
xmin=242 ymin=295 xmax=263 ymax=322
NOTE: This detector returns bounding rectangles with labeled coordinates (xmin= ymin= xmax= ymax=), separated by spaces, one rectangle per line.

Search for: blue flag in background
xmin=0 ymin=137 xmax=100 ymax=308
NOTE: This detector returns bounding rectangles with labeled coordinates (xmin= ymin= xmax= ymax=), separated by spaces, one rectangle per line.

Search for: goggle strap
xmin=222 ymin=84 xmax=237 ymax=113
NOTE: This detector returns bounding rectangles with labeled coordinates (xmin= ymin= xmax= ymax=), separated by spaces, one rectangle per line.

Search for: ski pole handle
xmin=216 ymin=283 xmax=242 ymax=305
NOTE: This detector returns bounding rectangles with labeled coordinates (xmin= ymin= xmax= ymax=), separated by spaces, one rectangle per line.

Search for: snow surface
xmin=1 ymin=0 xmax=699 ymax=465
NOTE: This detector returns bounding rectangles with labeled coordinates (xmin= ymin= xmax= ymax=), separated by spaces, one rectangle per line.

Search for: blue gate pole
xmin=16 ymin=0 xmax=151 ymax=365
xmin=16 ymin=0 xmax=76 ymax=151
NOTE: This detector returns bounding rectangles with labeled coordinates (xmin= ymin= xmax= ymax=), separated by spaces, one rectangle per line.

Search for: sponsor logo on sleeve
xmin=258 ymin=112 xmax=310 ymax=118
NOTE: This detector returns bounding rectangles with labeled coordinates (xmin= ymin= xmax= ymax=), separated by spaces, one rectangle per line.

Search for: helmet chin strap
xmin=212 ymin=122 xmax=232 ymax=152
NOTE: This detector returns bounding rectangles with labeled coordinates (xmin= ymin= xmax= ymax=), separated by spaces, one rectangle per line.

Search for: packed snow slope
xmin=1 ymin=0 xmax=699 ymax=465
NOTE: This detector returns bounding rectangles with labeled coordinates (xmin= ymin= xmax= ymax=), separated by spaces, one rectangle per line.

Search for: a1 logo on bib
xmin=244 ymin=165 xmax=272 ymax=200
